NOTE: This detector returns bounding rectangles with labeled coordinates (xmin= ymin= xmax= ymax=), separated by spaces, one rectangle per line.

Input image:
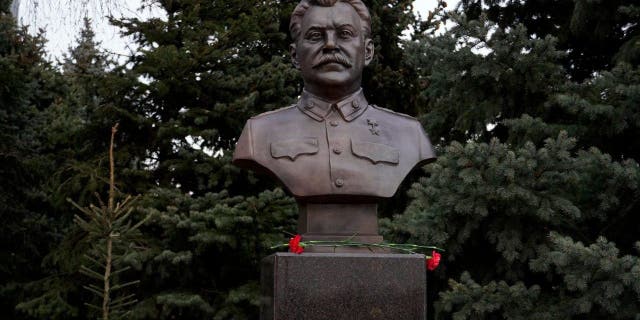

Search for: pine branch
xmin=110 ymin=266 xmax=131 ymax=276
xmin=82 ymin=254 xmax=103 ymax=268
xmin=71 ymin=123 xmax=148 ymax=320
xmin=110 ymin=280 xmax=140 ymax=292
xmin=83 ymin=285 xmax=104 ymax=298
xmin=108 ymin=124 xmax=117 ymax=213
xmin=84 ymin=303 xmax=102 ymax=311
xmin=110 ymin=298 xmax=138 ymax=310
xmin=102 ymin=232 xmax=112 ymax=320
xmin=109 ymin=294 xmax=136 ymax=306
xmin=80 ymin=265 xmax=104 ymax=281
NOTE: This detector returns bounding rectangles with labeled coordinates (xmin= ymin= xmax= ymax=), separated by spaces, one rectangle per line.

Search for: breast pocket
xmin=351 ymin=139 xmax=399 ymax=165
xmin=270 ymin=138 xmax=319 ymax=161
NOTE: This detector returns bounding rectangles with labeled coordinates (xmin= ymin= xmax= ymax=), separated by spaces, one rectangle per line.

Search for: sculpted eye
xmin=339 ymin=29 xmax=354 ymax=38
xmin=306 ymin=31 xmax=323 ymax=41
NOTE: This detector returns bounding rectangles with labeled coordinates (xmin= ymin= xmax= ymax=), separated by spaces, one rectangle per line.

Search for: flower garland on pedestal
xmin=273 ymin=234 xmax=443 ymax=271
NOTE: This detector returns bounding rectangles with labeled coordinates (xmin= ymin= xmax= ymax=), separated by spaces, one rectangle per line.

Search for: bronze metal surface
xmin=233 ymin=0 xmax=436 ymax=247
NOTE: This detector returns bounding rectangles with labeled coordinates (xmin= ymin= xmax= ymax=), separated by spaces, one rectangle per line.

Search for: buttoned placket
xmin=297 ymin=89 xmax=369 ymax=191
xmin=325 ymin=106 xmax=346 ymax=189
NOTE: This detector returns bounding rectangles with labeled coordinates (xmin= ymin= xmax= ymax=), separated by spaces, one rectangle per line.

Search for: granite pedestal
xmin=261 ymin=253 xmax=426 ymax=320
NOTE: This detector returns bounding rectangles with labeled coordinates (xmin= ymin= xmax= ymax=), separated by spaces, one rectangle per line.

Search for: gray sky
xmin=17 ymin=0 xmax=456 ymax=60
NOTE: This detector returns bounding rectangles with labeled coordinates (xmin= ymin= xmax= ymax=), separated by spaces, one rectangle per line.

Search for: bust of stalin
xmin=233 ymin=0 xmax=436 ymax=249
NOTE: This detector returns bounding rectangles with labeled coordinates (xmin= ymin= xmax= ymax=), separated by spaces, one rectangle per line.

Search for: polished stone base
xmin=261 ymin=253 xmax=426 ymax=320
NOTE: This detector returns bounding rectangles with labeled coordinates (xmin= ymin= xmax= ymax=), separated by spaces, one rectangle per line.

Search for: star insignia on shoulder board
xmin=367 ymin=118 xmax=379 ymax=135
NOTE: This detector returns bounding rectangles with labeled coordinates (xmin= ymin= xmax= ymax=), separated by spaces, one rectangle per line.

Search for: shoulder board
xmin=370 ymin=104 xmax=418 ymax=121
xmin=251 ymin=105 xmax=297 ymax=119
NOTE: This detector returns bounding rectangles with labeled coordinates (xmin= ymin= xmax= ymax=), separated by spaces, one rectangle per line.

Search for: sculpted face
xmin=290 ymin=2 xmax=374 ymax=100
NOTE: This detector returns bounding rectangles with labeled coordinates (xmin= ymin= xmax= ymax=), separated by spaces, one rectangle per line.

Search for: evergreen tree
xmin=459 ymin=0 xmax=640 ymax=81
xmin=10 ymin=0 xmax=422 ymax=318
xmin=10 ymin=0 xmax=640 ymax=319
xmin=105 ymin=2 xmax=301 ymax=315
xmin=71 ymin=124 xmax=148 ymax=320
xmin=12 ymin=16 xmax=138 ymax=320
xmin=97 ymin=1 xmax=421 ymax=318
xmin=384 ymin=1 xmax=640 ymax=319
xmin=0 ymin=5 xmax=72 ymax=319
xmin=402 ymin=12 xmax=566 ymax=143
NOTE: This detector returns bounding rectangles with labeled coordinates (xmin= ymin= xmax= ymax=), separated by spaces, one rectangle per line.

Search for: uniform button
xmin=352 ymin=100 xmax=360 ymax=109
xmin=329 ymin=120 xmax=339 ymax=127
xmin=335 ymin=178 xmax=344 ymax=187
xmin=333 ymin=147 xmax=342 ymax=154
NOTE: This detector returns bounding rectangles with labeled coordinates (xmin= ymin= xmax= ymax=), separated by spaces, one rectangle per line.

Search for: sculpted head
xmin=289 ymin=0 xmax=375 ymax=100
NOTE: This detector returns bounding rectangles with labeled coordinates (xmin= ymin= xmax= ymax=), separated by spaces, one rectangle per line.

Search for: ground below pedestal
xmin=261 ymin=253 xmax=427 ymax=320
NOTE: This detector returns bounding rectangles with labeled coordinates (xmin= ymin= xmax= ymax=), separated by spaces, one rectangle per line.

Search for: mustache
xmin=312 ymin=54 xmax=352 ymax=68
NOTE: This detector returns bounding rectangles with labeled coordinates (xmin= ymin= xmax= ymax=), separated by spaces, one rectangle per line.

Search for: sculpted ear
xmin=290 ymin=43 xmax=301 ymax=69
xmin=364 ymin=38 xmax=374 ymax=66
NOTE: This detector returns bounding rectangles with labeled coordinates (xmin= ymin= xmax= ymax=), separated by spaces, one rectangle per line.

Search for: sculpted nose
xmin=323 ymin=30 xmax=338 ymax=52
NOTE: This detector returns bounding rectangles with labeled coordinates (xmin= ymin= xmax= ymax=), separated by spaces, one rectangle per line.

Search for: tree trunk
xmin=10 ymin=0 xmax=19 ymax=18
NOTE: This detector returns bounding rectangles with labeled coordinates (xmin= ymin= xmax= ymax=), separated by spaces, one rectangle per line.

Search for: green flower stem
xmin=304 ymin=243 xmax=417 ymax=254
xmin=270 ymin=239 xmax=444 ymax=254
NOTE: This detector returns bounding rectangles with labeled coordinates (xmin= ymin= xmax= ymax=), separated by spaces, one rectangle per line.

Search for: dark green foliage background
xmin=1 ymin=0 xmax=639 ymax=319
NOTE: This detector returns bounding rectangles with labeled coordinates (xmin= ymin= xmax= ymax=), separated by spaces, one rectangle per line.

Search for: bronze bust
xmin=233 ymin=0 xmax=436 ymax=249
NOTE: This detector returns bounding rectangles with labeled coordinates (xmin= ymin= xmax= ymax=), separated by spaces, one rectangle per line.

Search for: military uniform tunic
xmin=233 ymin=89 xmax=436 ymax=200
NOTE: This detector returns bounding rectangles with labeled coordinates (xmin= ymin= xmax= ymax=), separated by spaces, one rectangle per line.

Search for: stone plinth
xmin=261 ymin=253 xmax=426 ymax=320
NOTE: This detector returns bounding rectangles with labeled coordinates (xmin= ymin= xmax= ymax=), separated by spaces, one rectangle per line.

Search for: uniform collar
xmin=297 ymin=88 xmax=368 ymax=122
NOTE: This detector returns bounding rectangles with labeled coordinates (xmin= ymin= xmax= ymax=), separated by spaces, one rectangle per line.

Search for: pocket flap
xmin=351 ymin=140 xmax=399 ymax=165
xmin=271 ymin=138 xmax=319 ymax=160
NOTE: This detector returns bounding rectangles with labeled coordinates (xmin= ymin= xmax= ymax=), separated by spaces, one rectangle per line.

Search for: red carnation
xmin=288 ymin=234 xmax=304 ymax=254
xmin=426 ymin=251 xmax=441 ymax=271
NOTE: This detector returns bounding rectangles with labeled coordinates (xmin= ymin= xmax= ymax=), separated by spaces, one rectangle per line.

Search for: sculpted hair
xmin=290 ymin=0 xmax=372 ymax=42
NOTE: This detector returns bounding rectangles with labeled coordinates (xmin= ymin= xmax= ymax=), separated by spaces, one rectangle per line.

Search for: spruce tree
xmin=0 ymin=5 xmax=73 ymax=319
xmin=459 ymin=0 xmax=640 ymax=80
xmin=384 ymin=1 xmax=640 ymax=319
xmin=12 ymin=16 xmax=139 ymax=320
xmin=98 ymin=1 xmax=422 ymax=318
xmin=12 ymin=0 xmax=639 ymax=319
xmin=9 ymin=0 xmax=422 ymax=318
